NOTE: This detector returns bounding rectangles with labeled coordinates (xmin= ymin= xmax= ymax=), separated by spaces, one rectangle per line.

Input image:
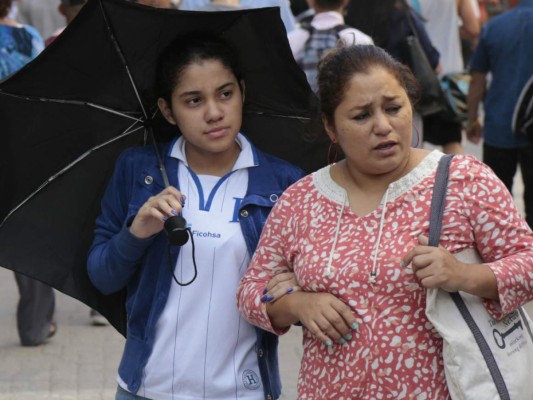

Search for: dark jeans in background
xmin=483 ymin=143 xmax=533 ymax=228
xmin=14 ymin=273 xmax=55 ymax=346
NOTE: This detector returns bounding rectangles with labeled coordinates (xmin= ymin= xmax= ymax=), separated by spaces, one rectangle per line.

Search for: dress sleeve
xmin=237 ymin=184 xmax=301 ymax=335
xmin=452 ymin=156 xmax=533 ymax=318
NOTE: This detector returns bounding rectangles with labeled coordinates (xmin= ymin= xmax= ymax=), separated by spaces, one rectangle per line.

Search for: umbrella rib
xmin=0 ymin=90 xmax=143 ymax=123
xmin=0 ymin=122 xmax=144 ymax=228
xmin=99 ymin=0 xmax=149 ymax=121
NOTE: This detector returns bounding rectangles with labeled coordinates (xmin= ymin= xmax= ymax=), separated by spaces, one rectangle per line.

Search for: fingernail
xmin=286 ymin=287 xmax=294 ymax=294
xmin=162 ymin=216 xmax=168 ymax=222
xmin=171 ymin=209 xmax=178 ymax=216
xmin=180 ymin=197 xmax=186 ymax=206
xmin=339 ymin=338 xmax=346 ymax=345
xmin=325 ymin=339 xmax=333 ymax=347
xmin=352 ymin=322 xmax=359 ymax=330
xmin=344 ymin=333 xmax=352 ymax=340
xmin=399 ymin=261 xmax=405 ymax=267
xmin=263 ymin=288 xmax=268 ymax=295
xmin=261 ymin=295 xmax=274 ymax=303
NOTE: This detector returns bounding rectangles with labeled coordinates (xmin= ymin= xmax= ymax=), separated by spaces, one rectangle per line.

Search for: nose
xmin=205 ymin=99 xmax=224 ymax=123
xmin=373 ymin=110 xmax=392 ymax=135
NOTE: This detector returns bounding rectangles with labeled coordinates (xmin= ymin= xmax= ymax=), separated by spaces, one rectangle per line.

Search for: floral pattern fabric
xmin=238 ymin=151 xmax=533 ymax=399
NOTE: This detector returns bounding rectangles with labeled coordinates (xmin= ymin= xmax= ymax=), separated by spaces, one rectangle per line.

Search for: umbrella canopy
xmin=0 ymin=0 xmax=327 ymax=336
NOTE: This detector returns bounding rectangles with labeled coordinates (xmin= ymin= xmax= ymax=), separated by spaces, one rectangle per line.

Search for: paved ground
xmin=0 ymin=140 xmax=531 ymax=400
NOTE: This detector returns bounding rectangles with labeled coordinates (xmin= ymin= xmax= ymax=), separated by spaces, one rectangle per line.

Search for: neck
xmin=0 ymin=18 xmax=19 ymax=27
xmin=185 ymin=142 xmax=241 ymax=177
xmin=341 ymin=151 xmax=418 ymax=193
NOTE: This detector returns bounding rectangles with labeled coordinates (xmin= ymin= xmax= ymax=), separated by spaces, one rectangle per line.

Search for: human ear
xmin=157 ymin=98 xmax=177 ymax=125
xmin=323 ymin=115 xmax=338 ymax=143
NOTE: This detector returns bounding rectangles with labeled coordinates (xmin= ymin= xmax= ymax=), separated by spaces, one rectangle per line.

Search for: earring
xmin=327 ymin=141 xmax=339 ymax=164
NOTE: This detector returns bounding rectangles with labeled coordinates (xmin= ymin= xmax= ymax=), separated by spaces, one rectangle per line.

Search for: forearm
xmin=459 ymin=263 xmax=498 ymax=300
xmin=467 ymin=72 xmax=486 ymax=123
xmin=266 ymin=291 xmax=308 ymax=329
xmin=458 ymin=0 xmax=480 ymax=41
xmin=88 ymin=223 xmax=154 ymax=294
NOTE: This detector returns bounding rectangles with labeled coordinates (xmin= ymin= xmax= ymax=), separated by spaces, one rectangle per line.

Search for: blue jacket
xmin=87 ymin=140 xmax=304 ymax=399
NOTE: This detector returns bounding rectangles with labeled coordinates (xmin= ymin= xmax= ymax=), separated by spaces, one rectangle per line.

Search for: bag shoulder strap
xmin=300 ymin=22 xmax=350 ymax=36
xmin=428 ymin=154 xmax=454 ymax=247
xmin=428 ymin=153 xmax=513 ymax=399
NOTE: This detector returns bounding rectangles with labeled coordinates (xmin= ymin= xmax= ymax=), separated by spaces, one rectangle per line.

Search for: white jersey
xmin=128 ymin=134 xmax=263 ymax=400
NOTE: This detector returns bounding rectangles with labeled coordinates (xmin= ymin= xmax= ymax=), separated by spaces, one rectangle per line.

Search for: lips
xmin=205 ymin=127 xmax=228 ymax=138
xmin=374 ymin=141 xmax=397 ymax=150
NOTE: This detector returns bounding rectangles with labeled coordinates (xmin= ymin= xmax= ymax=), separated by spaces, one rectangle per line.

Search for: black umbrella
xmin=512 ymin=75 xmax=533 ymax=138
xmin=0 ymin=0 xmax=327 ymax=336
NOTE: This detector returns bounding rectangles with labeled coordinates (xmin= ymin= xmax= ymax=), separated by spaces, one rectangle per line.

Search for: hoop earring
xmin=412 ymin=123 xmax=421 ymax=148
xmin=328 ymin=141 xmax=339 ymax=164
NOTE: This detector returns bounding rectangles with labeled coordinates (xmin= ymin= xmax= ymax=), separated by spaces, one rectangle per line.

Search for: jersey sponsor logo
xmin=242 ymin=369 xmax=261 ymax=390
xmin=191 ymin=230 xmax=221 ymax=239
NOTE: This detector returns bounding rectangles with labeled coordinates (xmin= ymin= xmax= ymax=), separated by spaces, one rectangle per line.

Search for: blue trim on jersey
xmin=186 ymin=167 xmax=238 ymax=211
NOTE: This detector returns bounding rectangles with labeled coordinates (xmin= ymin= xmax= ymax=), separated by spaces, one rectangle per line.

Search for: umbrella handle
xmin=164 ymin=215 xmax=189 ymax=246
xmin=147 ymin=127 xmax=189 ymax=247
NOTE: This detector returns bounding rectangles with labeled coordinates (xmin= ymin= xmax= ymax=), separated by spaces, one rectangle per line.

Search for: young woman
xmin=238 ymin=44 xmax=533 ymax=398
xmin=87 ymin=34 xmax=304 ymax=400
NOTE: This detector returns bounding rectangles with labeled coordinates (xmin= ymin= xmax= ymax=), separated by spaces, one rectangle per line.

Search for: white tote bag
xmin=425 ymin=154 xmax=533 ymax=400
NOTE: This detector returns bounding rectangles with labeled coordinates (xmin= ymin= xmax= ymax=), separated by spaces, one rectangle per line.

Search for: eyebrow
xmin=178 ymin=82 xmax=235 ymax=98
xmin=348 ymin=95 xmax=400 ymax=112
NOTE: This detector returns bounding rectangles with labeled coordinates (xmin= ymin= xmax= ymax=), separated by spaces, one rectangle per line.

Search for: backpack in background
xmin=296 ymin=23 xmax=349 ymax=93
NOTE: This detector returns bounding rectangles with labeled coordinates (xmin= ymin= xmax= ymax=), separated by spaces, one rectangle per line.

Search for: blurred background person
xmin=179 ymin=0 xmax=296 ymax=32
xmin=288 ymin=0 xmax=373 ymax=93
xmin=411 ymin=0 xmax=480 ymax=155
xmin=467 ymin=0 xmax=533 ymax=227
xmin=16 ymin=0 xmax=64 ymax=40
xmin=0 ymin=0 xmax=55 ymax=346
xmin=196 ymin=0 xmax=242 ymax=11
xmin=45 ymin=0 xmax=87 ymax=46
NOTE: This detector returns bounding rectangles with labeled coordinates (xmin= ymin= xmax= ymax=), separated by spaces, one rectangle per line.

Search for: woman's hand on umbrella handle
xmin=261 ymin=272 xmax=301 ymax=303
xmin=129 ymin=186 xmax=185 ymax=239
xmin=293 ymin=292 xmax=359 ymax=347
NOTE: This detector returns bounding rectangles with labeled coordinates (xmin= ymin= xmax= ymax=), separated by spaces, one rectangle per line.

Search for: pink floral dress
xmin=238 ymin=151 xmax=533 ymax=399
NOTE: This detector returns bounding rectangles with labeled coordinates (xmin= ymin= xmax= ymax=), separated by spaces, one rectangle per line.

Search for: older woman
xmin=238 ymin=44 xmax=533 ymax=398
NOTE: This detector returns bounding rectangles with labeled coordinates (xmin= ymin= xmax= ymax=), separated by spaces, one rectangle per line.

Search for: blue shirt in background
xmin=179 ymin=0 xmax=296 ymax=32
xmin=0 ymin=24 xmax=44 ymax=81
xmin=469 ymin=0 xmax=533 ymax=148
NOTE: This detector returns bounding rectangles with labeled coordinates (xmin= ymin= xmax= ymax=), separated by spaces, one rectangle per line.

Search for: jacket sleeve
xmin=87 ymin=150 xmax=155 ymax=295
xmin=451 ymin=156 xmax=533 ymax=318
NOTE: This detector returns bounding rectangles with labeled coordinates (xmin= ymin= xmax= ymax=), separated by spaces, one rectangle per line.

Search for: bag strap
xmin=428 ymin=154 xmax=454 ymax=247
xmin=428 ymin=154 xmax=511 ymax=400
